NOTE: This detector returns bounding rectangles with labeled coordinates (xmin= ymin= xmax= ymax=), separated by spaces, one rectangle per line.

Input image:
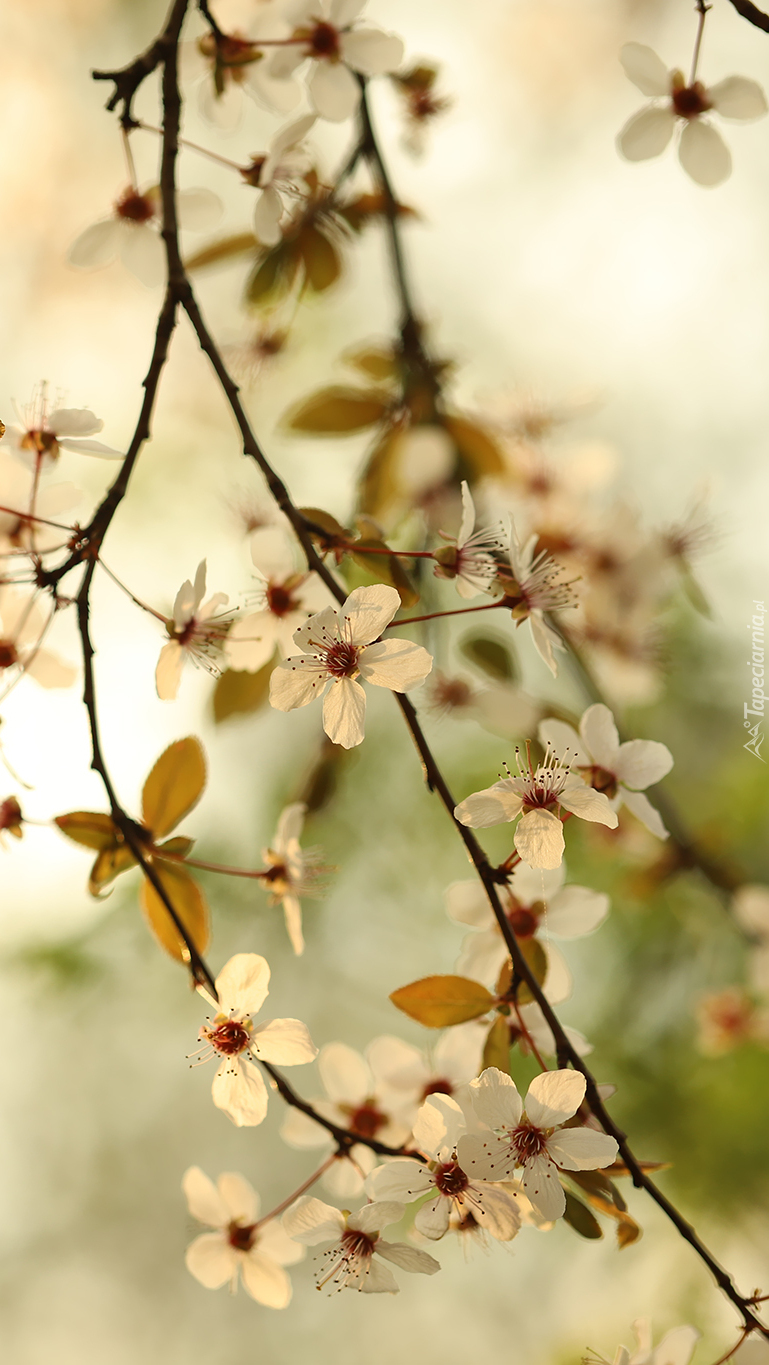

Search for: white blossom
xmin=68 ymin=184 xmax=222 ymax=288
xmin=0 ymin=587 xmax=76 ymax=690
xmin=225 ymin=527 xmax=332 ymax=672
xmin=281 ymin=1197 xmax=440 ymax=1292
xmin=366 ymin=1093 xmax=520 ymax=1242
xmin=433 ymin=481 xmax=504 ymax=599
xmin=617 ymin=42 xmax=767 ymax=187
xmin=269 ymin=584 xmax=433 ymax=749
xmin=182 ymin=1166 xmax=303 ymax=1307
xmin=0 ymin=454 xmax=80 ymax=555
xmin=457 ymin=1067 xmax=618 ymax=1221
xmin=258 ymin=801 xmax=324 ymax=956
xmin=194 ymin=953 xmax=317 ymax=1127
xmin=156 ymin=560 xmax=233 ymax=700
xmin=266 ymin=0 xmax=405 ymax=123
xmin=189 ymin=10 xmax=302 ymax=128
xmin=246 ymin=115 xmax=316 ymax=246
xmin=6 ymin=384 xmax=122 ymax=469
xmin=454 ymin=745 xmax=618 ymax=870
xmin=539 ymin=703 xmax=673 ymax=839
xmin=365 ymin=1024 xmax=485 ymax=1121
xmin=597 ymin=1318 xmax=700 ymax=1365
xmin=500 ymin=519 xmax=576 ymax=675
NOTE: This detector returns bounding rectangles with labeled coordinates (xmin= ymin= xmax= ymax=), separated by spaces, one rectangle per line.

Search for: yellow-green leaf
xmin=142 ymin=737 xmax=206 ymax=839
xmin=88 ymin=841 xmax=139 ymax=897
xmin=563 ymin=1191 xmax=603 ymax=1240
xmin=343 ymin=347 xmax=398 ymax=382
xmin=185 ymin=232 xmax=258 ymax=272
xmin=390 ymin=975 xmax=495 ymax=1028
xmin=212 ymin=661 xmax=274 ymax=723
xmin=55 ymin=811 xmax=119 ymax=851
xmin=444 ymin=415 xmax=505 ymax=478
xmin=299 ymin=225 xmax=341 ymax=292
xmin=300 ymin=507 xmax=350 ymax=545
xmin=139 ymin=863 xmax=210 ymax=964
xmin=285 ymin=387 xmax=390 ymax=435
xmin=460 ymin=634 xmax=517 ymax=683
xmin=358 ymin=424 xmax=403 ymax=518
xmin=155 ymin=836 xmax=195 ymax=859
xmin=482 ymin=1015 xmax=511 ymax=1074
xmin=245 ymin=240 xmax=301 ymax=306
xmin=516 ymin=937 xmax=548 ymax=1006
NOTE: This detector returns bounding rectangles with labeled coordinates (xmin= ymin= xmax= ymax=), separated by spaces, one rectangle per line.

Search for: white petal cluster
xmin=604 ymin=1318 xmax=700 ymax=1365
xmin=539 ymin=703 xmax=673 ymax=839
xmin=457 ymin=1067 xmax=618 ymax=1222
xmin=249 ymin=115 xmax=316 ymax=246
xmin=281 ymin=1197 xmax=440 ymax=1292
xmin=433 ymin=482 xmax=504 ymax=600
xmin=68 ymin=184 xmax=222 ymax=287
xmin=502 ymin=518 xmax=575 ymax=676
xmin=7 ymin=385 xmax=122 ymax=468
xmin=225 ymin=526 xmax=333 ymax=672
xmin=617 ymin=42 xmax=767 ymax=187
xmin=195 ymin=954 xmax=317 ymax=1127
xmin=183 ymin=1167 xmax=304 ymax=1307
xmin=269 ymin=584 xmax=433 ymax=748
xmin=0 ymin=587 xmax=76 ymax=690
xmin=266 ymin=0 xmax=405 ymax=123
xmin=259 ymin=802 xmax=315 ymax=955
xmin=454 ymin=746 xmax=618 ymax=869
xmin=156 ymin=560 xmax=232 ymax=700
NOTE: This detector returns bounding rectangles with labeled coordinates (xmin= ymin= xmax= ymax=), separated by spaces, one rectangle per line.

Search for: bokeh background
xmin=1 ymin=0 xmax=768 ymax=1360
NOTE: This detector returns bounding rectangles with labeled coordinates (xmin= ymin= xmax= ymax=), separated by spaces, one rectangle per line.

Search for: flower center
xmin=267 ymin=583 xmax=297 ymax=618
xmin=115 ymin=189 xmax=156 ymax=224
xmin=421 ymin=1076 xmax=454 ymax=1100
xmin=340 ymin=1227 xmax=376 ymax=1258
xmin=20 ymin=429 xmax=59 ymax=459
xmin=308 ymin=21 xmax=340 ymax=58
xmin=0 ymin=640 xmax=19 ymax=670
xmin=228 ymin=1220 xmax=257 ymax=1252
xmin=344 ymin=1100 xmax=388 ymax=1139
xmin=511 ymin=1120 xmax=548 ymax=1162
xmin=434 ymin=1161 xmax=469 ymax=1197
xmin=204 ymin=1015 xmax=252 ymax=1057
xmin=324 ymin=640 xmax=360 ymax=678
xmin=507 ymin=901 xmax=539 ymax=938
xmin=0 ymin=796 xmax=22 ymax=835
xmin=578 ymin=764 xmax=618 ymax=799
xmin=672 ymin=81 xmax=711 ymax=119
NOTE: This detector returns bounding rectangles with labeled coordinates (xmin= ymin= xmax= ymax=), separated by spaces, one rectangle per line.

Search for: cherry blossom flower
xmin=0 ymin=587 xmax=76 ymax=690
xmin=457 ymin=1067 xmax=618 ymax=1221
xmin=695 ymin=988 xmax=769 ymax=1054
xmin=498 ymin=520 xmax=576 ymax=676
xmin=258 ymin=801 xmax=327 ymax=955
xmin=189 ymin=9 xmax=302 ymax=128
xmin=280 ymin=1040 xmax=412 ymax=1197
xmin=156 ymin=560 xmax=234 ymax=700
xmin=68 ymin=184 xmax=222 ymax=288
xmin=269 ymin=584 xmax=433 ymax=749
xmin=243 ymin=115 xmax=316 ymax=246
xmin=432 ymin=482 xmax=503 ymax=599
xmin=281 ymin=1197 xmax=440 ymax=1292
xmin=595 ymin=1318 xmax=700 ymax=1365
xmin=365 ymin=1024 xmax=485 ymax=1122
xmin=454 ymin=745 xmax=618 ymax=870
xmin=6 ymin=385 xmax=122 ymax=469
xmin=366 ymin=1093 xmax=520 ymax=1242
xmin=509 ymin=1000 xmax=593 ymax=1059
xmin=617 ymin=42 xmax=767 ymax=187
xmin=538 ymin=703 xmax=673 ymax=839
xmin=225 ymin=527 xmax=332 ymax=673
xmin=0 ymin=455 xmax=80 ymax=556
xmin=194 ymin=953 xmax=317 ymax=1127
xmin=266 ymin=0 xmax=405 ymax=123
xmin=182 ymin=1167 xmax=303 ymax=1307
xmin=0 ymin=796 xmax=23 ymax=845
xmin=446 ymin=862 xmax=609 ymax=999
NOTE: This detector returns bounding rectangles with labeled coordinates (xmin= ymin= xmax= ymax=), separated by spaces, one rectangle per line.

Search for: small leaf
xmin=88 ymin=841 xmax=139 ymax=897
xmin=298 ymin=225 xmax=341 ymax=292
xmin=482 ymin=1015 xmax=511 ymax=1074
xmin=155 ymin=836 xmax=196 ymax=858
xmin=142 ymin=737 xmax=206 ymax=839
xmin=569 ymin=1169 xmax=626 ymax=1211
xmin=616 ymin=1213 xmax=642 ymax=1249
xmin=460 ymin=634 xmax=517 ymax=683
xmin=570 ymin=1178 xmax=643 ymax=1248
xmin=245 ymin=240 xmax=301 ymax=307
xmin=185 ymin=232 xmax=258 ymax=272
xmin=139 ymin=862 xmax=210 ymax=964
xmin=343 ymin=347 xmax=398 ymax=382
xmin=515 ymin=937 xmax=548 ymax=1006
xmin=350 ymin=536 xmax=419 ymax=607
xmin=55 ymin=811 xmax=119 ymax=851
xmin=562 ymin=1190 xmax=603 ymax=1240
xmin=285 ymin=387 xmax=390 ymax=435
xmin=444 ymin=415 xmax=505 ymax=478
xmin=390 ymin=975 xmax=495 ymax=1027
xmin=300 ymin=507 xmax=350 ymax=545
xmin=338 ymin=192 xmax=417 ymax=233
xmin=212 ymin=661 xmax=274 ymax=723
xmin=358 ymin=424 xmax=403 ymax=517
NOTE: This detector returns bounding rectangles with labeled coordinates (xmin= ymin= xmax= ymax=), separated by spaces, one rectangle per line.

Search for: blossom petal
xmin=468 ymin=1066 xmax=523 ymax=1130
xmin=291 ymin=605 xmax=339 ymax=652
xmin=454 ymin=779 xmax=524 ymax=828
xmin=374 ymin=1239 xmax=441 ymax=1275
xmin=282 ymin=1196 xmax=344 ymax=1244
xmin=456 ymin=931 xmax=508 ymax=989
xmin=308 ymin=59 xmax=360 ymax=122
xmin=185 ymin=1231 xmax=235 ymax=1288
xmin=322 ymin=676 xmax=366 ymax=747
xmin=620 ymin=787 xmax=668 ymax=839
xmin=617 ymin=105 xmax=676 ymax=162
xmin=547 ymin=885 xmax=609 ymax=938
xmin=614 ymin=738 xmax=673 ymax=790
xmin=253 ymin=186 xmax=284 ymax=247
xmin=349 ymin=1201 xmax=406 ymax=1235
xmin=282 ymin=894 xmax=305 ymax=956
xmin=280 ymin=1104 xmax=330 ymax=1150
xmin=732 ymin=885 xmax=769 ymax=938
xmin=709 ymin=76 xmax=767 ymax=121
xmin=25 ymin=648 xmax=77 ymax=689
xmin=182 ymin=1166 xmax=227 ymax=1228
xmin=251 ymin=1017 xmax=317 ymax=1066
xmin=546 ymin=1125 xmax=619 ymax=1171
xmin=241 ymin=1251 xmax=292 ymax=1307
xmin=579 ymin=704 xmax=620 ymax=769
xmin=529 ymin=613 xmax=562 ymax=676
xmin=330 ymin=0 xmax=366 ymax=25
xmin=445 ymin=879 xmax=493 ymax=928
xmin=155 ymin=641 xmax=185 ymax=701
xmin=177 ymin=188 xmax=223 ymax=232
xmin=224 ymin=613 xmax=276 ymax=672
xmin=509 ymin=861 xmax=565 ymax=902
xmin=56 ymin=438 xmax=123 ymax=458
xmin=340 ymin=28 xmax=405 ymax=77
xmin=319 ymin=1041 xmax=371 ymax=1105
xmin=559 ymin=780 xmax=619 ymax=827
xmin=366 ymin=1158 xmax=433 ymax=1203
xmin=413 ymin=1194 xmax=451 ymax=1239
xmin=343 ymin=584 xmax=401 ymax=645
xmin=514 ymin=809 xmax=565 ymax=869
xmin=212 ymin=1056 xmax=269 ymax=1127
xmin=48 ymin=408 xmax=102 ymax=437
xmin=678 ymin=119 xmax=731 ymax=187
xmin=651 ymin=1325 xmax=701 ymax=1365
xmin=538 ymin=718 xmax=587 ymax=765
xmin=619 ymin=43 xmax=671 ymax=97
xmin=120 ymin=223 xmax=166 ymax=287
xmin=520 ymin=1154 xmax=565 ymax=1221
xmin=366 ymin=1035 xmax=426 ymax=1092
xmin=468 ymin=1182 xmax=521 ymax=1241
xmin=525 ymin=1069 xmax=585 ymax=1127
xmin=413 ymin=1093 xmax=465 ymax=1160
xmin=322 ymin=1152 xmax=368 ymax=1198
xmin=257 ymin=1220 xmax=306 ymax=1267
xmin=67 ymin=218 xmax=123 ymax=269
xmin=216 ymin=952 xmax=271 ymax=1016
xmin=217 ymin=1172 xmax=259 ymax=1224
xmin=360 ymin=1258 xmax=399 ymax=1293
xmin=270 ymin=658 xmax=328 ymax=710
xmin=358 ymin=638 xmax=433 ymax=690
xmin=457 ymin=480 xmax=476 ymax=548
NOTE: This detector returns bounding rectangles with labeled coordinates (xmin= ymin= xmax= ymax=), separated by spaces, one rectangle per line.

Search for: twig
xmin=727 ymin=0 xmax=769 ymax=35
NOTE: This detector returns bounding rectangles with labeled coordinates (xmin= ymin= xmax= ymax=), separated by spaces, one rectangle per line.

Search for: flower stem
xmin=386 ymin=601 xmax=505 ymax=628
xmin=257 ymin=1154 xmax=338 ymax=1228
xmin=690 ymin=0 xmax=711 ymax=84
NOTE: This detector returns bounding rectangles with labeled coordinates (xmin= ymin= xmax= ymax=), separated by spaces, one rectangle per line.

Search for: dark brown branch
xmin=727 ymin=0 xmax=769 ymax=34
xmin=92 ymin=0 xmax=188 ymax=124
xmin=260 ymin=1062 xmax=423 ymax=1160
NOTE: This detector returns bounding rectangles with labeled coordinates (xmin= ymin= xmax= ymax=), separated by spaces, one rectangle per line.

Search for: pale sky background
xmin=1 ymin=0 xmax=768 ymax=1361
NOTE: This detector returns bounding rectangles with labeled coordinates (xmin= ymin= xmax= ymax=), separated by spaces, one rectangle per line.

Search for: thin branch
xmin=727 ymin=0 xmax=769 ymax=35
xmin=259 ymin=1061 xmax=422 ymax=1160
